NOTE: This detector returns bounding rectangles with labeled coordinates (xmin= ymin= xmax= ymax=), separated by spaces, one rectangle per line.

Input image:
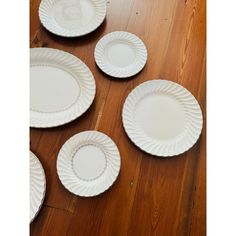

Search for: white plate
xmin=122 ymin=80 xmax=203 ymax=157
xmin=57 ymin=131 xmax=121 ymax=197
xmin=30 ymin=48 xmax=96 ymax=128
xmin=95 ymin=31 xmax=147 ymax=78
xmin=30 ymin=151 xmax=46 ymax=222
xmin=39 ymin=0 xmax=106 ymax=37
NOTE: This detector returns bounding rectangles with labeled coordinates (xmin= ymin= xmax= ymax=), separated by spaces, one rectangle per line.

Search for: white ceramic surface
xmin=30 ymin=151 xmax=46 ymax=223
xmin=57 ymin=131 xmax=121 ymax=197
xmin=95 ymin=31 xmax=147 ymax=78
xmin=30 ymin=48 xmax=96 ymax=128
xmin=122 ymin=80 xmax=203 ymax=157
xmin=39 ymin=0 xmax=106 ymax=37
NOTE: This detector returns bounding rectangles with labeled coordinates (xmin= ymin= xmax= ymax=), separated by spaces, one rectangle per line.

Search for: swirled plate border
xmin=94 ymin=31 xmax=147 ymax=78
xmin=57 ymin=131 xmax=121 ymax=197
xmin=122 ymin=80 xmax=203 ymax=157
xmin=39 ymin=0 xmax=106 ymax=37
xmin=30 ymin=151 xmax=46 ymax=223
xmin=30 ymin=48 xmax=96 ymax=128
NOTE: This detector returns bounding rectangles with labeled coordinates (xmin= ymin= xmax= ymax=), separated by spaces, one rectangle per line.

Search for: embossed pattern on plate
xmin=30 ymin=48 xmax=96 ymax=128
xmin=57 ymin=131 xmax=121 ymax=197
xmin=122 ymin=80 xmax=203 ymax=157
xmin=30 ymin=151 xmax=46 ymax=223
xmin=39 ymin=0 xmax=106 ymax=37
xmin=95 ymin=31 xmax=147 ymax=78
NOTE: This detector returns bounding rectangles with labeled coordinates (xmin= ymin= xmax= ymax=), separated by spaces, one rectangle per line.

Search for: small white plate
xmin=39 ymin=0 xmax=106 ymax=37
xmin=30 ymin=48 xmax=96 ymax=128
xmin=57 ymin=131 xmax=121 ymax=197
xmin=30 ymin=151 xmax=46 ymax=223
xmin=95 ymin=31 xmax=147 ymax=78
xmin=122 ymin=80 xmax=203 ymax=157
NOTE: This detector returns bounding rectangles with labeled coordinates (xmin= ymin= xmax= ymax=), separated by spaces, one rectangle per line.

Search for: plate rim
xmin=56 ymin=130 xmax=121 ymax=197
xmin=39 ymin=0 xmax=107 ymax=37
xmin=94 ymin=31 xmax=148 ymax=78
xmin=30 ymin=47 xmax=96 ymax=128
xmin=30 ymin=151 xmax=46 ymax=223
xmin=122 ymin=79 xmax=203 ymax=157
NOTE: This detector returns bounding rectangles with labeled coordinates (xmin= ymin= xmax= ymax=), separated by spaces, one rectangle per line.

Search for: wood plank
xmin=30 ymin=0 xmax=41 ymax=40
xmin=189 ymin=52 xmax=206 ymax=236
xmin=30 ymin=206 xmax=73 ymax=235
xmin=30 ymin=0 xmax=206 ymax=235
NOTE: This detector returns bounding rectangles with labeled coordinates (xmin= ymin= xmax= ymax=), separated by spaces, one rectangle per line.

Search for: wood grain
xmin=30 ymin=0 xmax=206 ymax=235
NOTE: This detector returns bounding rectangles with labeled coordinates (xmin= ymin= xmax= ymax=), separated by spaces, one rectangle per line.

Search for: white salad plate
xmin=30 ymin=151 xmax=46 ymax=223
xmin=122 ymin=80 xmax=203 ymax=157
xmin=30 ymin=48 xmax=96 ymax=128
xmin=95 ymin=31 xmax=147 ymax=78
xmin=39 ymin=0 xmax=106 ymax=37
xmin=57 ymin=131 xmax=121 ymax=197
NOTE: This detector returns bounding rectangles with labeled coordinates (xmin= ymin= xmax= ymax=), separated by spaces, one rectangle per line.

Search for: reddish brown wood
xmin=30 ymin=0 xmax=206 ymax=235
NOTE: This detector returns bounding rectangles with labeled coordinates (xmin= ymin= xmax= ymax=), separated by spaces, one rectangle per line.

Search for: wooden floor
xmin=30 ymin=0 xmax=206 ymax=235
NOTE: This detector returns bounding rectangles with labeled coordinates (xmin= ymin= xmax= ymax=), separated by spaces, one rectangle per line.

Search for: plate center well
xmin=30 ymin=65 xmax=80 ymax=113
xmin=72 ymin=145 xmax=106 ymax=181
xmin=52 ymin=0 xmax=95 ymax=29
xmin=106 ymin=41 xmax=136 ymax=67
xmin=135 ymin=93 xmax=186 ymax=141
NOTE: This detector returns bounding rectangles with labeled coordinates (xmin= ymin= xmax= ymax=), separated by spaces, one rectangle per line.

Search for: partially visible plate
xmin=95 ymin=31 xmax=147 ymax=78
xmin=57 ymin=131 xmax=121 ymax=197
xmin=39 ymin=0 xmax=106 ymax=37
xmin=122 ymin=80 xmax=203 ymax=157
xmin=30 ymin=151 xmax=46 ymax=223
xmin=30 ymin=48 xmax=96 ymax=128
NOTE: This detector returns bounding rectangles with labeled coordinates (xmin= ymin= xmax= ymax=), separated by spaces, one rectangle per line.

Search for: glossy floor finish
xmin=30 ymin=0 xmax=206 ymax=235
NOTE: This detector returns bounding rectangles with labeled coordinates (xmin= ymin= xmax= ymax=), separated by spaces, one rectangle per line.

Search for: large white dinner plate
xmin=122 ymin=80 xmax=203 ymax=157
xmin=57 ymin=131 xmax=121 ymax=197
xmin=95 ymin=31 xmax=147 ymax=78
xmin=39 ymin=0 xmax=106 ymax=37
xmin=30 ymin=48 xmax=96 ymax=128
xmin=30 ymin=151 xmax=46 ymax=223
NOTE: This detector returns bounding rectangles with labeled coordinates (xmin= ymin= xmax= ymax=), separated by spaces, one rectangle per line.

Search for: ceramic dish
xmin=39 ymin=0 xmax=106 ymax=37
xmin=57 ymin=131 xmax=121 ymax=197
xmin=95 ymin=31 xmax=147 ymax=78
xmin=30 ymin=151 xmax=46 ymax=222
xmin=30 ymin=48 xmax=96 ymax=128
xmin=122 ymin=80 xmax=203 ymax=157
